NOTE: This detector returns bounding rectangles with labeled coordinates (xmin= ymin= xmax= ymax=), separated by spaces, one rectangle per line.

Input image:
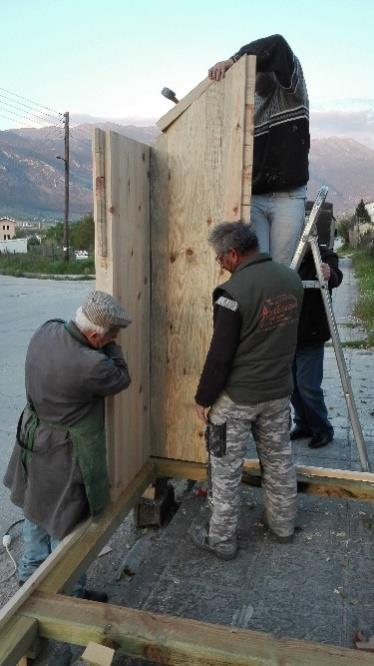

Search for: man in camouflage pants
xmin=193 ymin=221 xmax=303 ymax=560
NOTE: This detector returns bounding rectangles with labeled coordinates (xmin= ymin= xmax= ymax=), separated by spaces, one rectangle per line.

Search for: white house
xmin=365 ymin=202 xmax=374 ymax=221
xmin=0 ymin=238 xmax=28 ymax=254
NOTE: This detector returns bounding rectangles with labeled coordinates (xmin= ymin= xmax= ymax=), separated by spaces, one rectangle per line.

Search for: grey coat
xmin=3 ymin=320 xmax=130 ymax=539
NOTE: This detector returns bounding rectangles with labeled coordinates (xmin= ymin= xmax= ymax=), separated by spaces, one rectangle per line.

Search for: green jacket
xmin=216 ymin=253 xmax=303 ymax=404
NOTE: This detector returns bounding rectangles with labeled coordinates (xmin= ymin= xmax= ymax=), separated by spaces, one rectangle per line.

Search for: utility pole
xmin=57 ymin=112 xmax=70 ymax=261
xmin=63 ymin=111 xmax=69 ymax=262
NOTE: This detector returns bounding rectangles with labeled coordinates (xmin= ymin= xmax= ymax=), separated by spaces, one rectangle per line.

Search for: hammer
xmin=161 ymin=87 xmax=179 ymax=104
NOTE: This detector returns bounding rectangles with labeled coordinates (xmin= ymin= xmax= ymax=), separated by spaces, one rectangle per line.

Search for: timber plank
xmin=242 ymin=55 xmax=256 ymax=221
xmin=0 ymin=520 xmax=89 ymax=633
xmin=150 ymin=133 xmax=169 ymax=455
xmin=0 ymin=616 xmax=37 ymax=666
xmin=109 ymin=132 xmax=151 ymax=497
xmin=94 ymin=128 xmax=108 ymax=258
xmin=221 ymin=55 xmax=246 ymax=221
xmin=20 ymin=591 xmax=373 ymax=666
xmin=152 ymin=457 xmax=374 ymax=501
xmin=94 ymin=130 xmax=151 ymax=498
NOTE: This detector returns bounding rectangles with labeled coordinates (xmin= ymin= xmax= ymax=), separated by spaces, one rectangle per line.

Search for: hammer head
xmin=161 ymin=87 xmax=179 ymax=104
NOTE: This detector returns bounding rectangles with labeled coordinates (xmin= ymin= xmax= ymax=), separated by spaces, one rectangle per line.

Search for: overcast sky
xmin=1 ymin=0 xmax=373 ymax=140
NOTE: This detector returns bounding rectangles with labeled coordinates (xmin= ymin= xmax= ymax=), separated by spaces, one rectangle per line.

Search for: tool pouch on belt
xmin=205 ymin=421 xmax=227 ymax=458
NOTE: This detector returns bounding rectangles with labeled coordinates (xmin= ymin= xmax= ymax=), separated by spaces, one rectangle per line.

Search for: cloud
xmin=310 ymin=107 xmax=374 ymax=148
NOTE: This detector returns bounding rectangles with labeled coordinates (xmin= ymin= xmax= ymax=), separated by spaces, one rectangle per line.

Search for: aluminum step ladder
xmin=290 ymin=186 xmax=370 ymax=472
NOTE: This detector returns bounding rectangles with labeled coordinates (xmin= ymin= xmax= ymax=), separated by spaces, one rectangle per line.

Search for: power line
xmin=0 ymin=91 xmax=62 ymax=124
xmin=0 ymin=95 xmax=61 ymax=127
xmin=0 ymin=103 xmax=61 ymax=129
xmin=0 ymin=103 xmax=54 ymax=129
xmin=0 ymin=85 xmax=63 ymax=117
xmin=0 ymin=111 xmax=37 ymax=132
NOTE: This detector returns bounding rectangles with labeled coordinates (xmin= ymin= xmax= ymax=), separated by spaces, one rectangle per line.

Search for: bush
xmin=336 ymin=217 xmax=353 ymax=245
xmin=351 ymin=249 xmax=374 ymax=346
xmin=0 ymin=254 xmax=95 ymax=277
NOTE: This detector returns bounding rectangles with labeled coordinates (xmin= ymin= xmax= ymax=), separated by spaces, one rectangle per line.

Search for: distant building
xmin=0 ymin=218 xmax=16 ymax=241
xmin=0 ymin=238 xmax=27 ymax=254
xmin=365 ymin=202 xmax=374 ymax=221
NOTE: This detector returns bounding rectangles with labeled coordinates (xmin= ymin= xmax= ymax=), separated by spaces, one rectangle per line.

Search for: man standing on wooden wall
xmin=4 ymin=290 xmax=131 ymax=599
xmin=193 ymin=222 xmax=303 ymax=560
xmin=208 ymin=34 xmax=310 ymax=266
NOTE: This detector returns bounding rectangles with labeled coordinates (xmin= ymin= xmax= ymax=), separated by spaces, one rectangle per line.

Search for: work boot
xmin=190 ymin=524 xmax=238 ymax=560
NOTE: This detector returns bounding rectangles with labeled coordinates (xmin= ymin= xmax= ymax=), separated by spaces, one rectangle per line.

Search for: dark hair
xmin=208 ymin=220 xmax=258 ymax=255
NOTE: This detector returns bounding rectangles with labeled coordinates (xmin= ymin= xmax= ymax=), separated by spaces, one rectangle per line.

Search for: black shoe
xmin=82 ymin=589 xmax=108 ymax=603
xmin=290 ymin=427 xmax=313 ymax=441
xmin=308 ymin=432 xmax=333 ymax=449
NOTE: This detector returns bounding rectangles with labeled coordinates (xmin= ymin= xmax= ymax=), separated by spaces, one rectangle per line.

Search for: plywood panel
xmin=94 ymin=130 xmax=150 ymax=496
xmin=157 ymin=77 xmax=213 ymax=132
xmin=151 ymin=56 xmax=255 ymax=461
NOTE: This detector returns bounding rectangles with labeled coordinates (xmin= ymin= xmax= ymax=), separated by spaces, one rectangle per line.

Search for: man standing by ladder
xmin=291 ymin=245 xmax=343 ymax=448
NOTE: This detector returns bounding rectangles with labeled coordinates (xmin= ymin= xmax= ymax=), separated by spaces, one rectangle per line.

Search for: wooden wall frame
xmin=2 ymin=59 xmax=373 ymax=664
xmin=2 ymin=460 xmax=374 ymax=665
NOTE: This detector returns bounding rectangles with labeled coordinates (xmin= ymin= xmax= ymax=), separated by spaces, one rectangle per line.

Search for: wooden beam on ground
xmin=152 ymin=457 xmax=374 ymax=501
xmin=0 ymin=616 xmax=37 ymax=666
xmin=0 ymin=520 xmax=90 ymax=633
xmin=20 ymin=591 xmax=373 ymax=666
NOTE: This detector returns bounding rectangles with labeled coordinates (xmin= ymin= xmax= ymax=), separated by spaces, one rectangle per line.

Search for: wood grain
xmin=21 ymin=591 xmax=374 ymax=665
xmin=151 ymin=56 xmax=255 ymax=461
xmin=157 ymin=77 xmax=213 ymax=132
xmin=153 ymin=457 xmax=374 ymax=501
xmin=94 ymin=130 xmax=151 ymax=497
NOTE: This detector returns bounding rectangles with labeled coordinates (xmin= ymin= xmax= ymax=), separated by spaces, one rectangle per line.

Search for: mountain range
xmin=0 ymin=123 xmax=373 ymax=219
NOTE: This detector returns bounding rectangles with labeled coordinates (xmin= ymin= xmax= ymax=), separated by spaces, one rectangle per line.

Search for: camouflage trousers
xmin=208 ymin=392 xmax=297 ymax=542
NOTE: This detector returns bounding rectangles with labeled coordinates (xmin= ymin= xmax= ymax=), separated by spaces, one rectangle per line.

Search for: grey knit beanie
xmin=82 ymin=290 xmax=132 ymax=328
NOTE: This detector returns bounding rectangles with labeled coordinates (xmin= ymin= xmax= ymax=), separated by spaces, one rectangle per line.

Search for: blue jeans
xmin=291 ymin=345 xmax=334 ymax=437
xmin=251 ymin=186 xmax=306 ymax=265
xmin=18 ymin=518 xmax=86 ymax=596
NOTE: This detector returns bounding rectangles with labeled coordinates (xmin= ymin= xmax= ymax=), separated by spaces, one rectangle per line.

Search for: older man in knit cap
xmin=4 ymin=290 xmax=131 ymax=600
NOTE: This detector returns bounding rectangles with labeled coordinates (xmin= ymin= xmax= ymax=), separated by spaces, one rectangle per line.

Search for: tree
xmin=336 ymin=217 xmax=353 ymax=246
xmin=355 ymin=199 xmax=371 ymax=223
xmin=43 ymin=222 xmax=64 ymax=244
xmin=70 ymin=214 xmax=94 ymax=251
xmin=27 ymin=235 xmax=41 ymax=249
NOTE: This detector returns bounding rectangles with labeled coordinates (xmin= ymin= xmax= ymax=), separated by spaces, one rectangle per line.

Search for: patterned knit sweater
xmin=231 ymin=34 xmax=310 ymax=194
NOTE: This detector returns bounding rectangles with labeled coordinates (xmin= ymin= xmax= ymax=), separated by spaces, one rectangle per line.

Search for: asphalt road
xmin=0 ymin=275 xmax=91 ymax=538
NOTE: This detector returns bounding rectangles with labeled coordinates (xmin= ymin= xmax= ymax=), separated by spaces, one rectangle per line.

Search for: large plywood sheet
xmin=94 ymin=130 xmax=150 ymax=497
xmin=151 ymin=56 xmax=255 ymax=461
